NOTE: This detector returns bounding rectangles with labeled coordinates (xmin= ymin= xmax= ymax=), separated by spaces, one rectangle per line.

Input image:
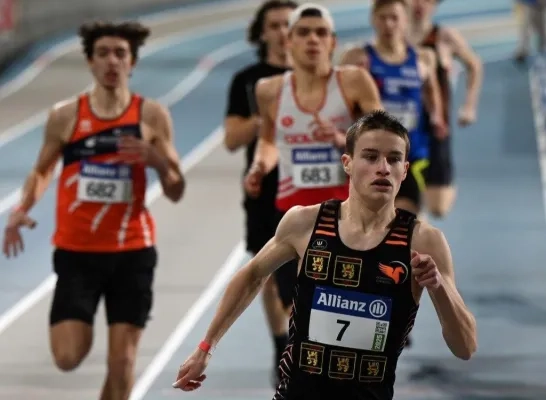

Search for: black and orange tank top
xmin=275 ymin=199 xmax=418 ymax=400
xmin=52 ymin=93 xmax=155 ymax=252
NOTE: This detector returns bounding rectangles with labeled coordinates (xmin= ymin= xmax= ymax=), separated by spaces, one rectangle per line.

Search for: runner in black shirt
xmin=175 ymin=110 xmax=477 ymax=399
xmin=223 ymin=0 xmax=298 ymax=387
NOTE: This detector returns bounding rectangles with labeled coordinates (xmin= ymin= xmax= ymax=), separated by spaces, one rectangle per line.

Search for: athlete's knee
xmin=49 ymin=321 xmax=93 ymax=371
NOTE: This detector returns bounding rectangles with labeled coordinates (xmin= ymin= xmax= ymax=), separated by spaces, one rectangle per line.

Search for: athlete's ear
xmin=341 ymin=153 xmax=352 ymax=176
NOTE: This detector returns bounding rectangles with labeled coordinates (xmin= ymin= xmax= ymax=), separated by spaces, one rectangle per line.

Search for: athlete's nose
xmin=377 ymin=157 xmax=390 ymax=175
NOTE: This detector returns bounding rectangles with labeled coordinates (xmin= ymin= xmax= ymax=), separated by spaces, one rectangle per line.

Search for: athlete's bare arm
xmin=251 ymin=76 xmax=283 ymax=174
xmin=19 ymin=101 xmax=76 ymax=212
xmin=442 ymin=27 xmax=482 ymax=117
xmin=412 ymin=221 xmax=478 ymax=360
xmin=418 ymin=48 xmax=444 ymax=126
xmin=341 ymin=66 xmax=383 ymax=117
xmin=201 ymin=204 xmax=317 ymax=348
xmin=142 ymin=100 xmax=185 ymax=202
xmin=3 ymin=101 xmax=75 ymax=257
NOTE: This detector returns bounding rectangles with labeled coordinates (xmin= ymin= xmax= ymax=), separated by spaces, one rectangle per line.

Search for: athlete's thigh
xmin=50 ymin=249 xmax=106 ymax=326
xmin=104 ymin=247 xmax=157 ymax=328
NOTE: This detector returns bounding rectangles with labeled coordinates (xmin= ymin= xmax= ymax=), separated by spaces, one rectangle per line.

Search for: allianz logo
xmin=82 ymin=164 xmax=117 ymax=177
xmin=294 ymin=150 xmax=330 ymax=162
xmin=317 ymin=292 xmax=366 ymax=312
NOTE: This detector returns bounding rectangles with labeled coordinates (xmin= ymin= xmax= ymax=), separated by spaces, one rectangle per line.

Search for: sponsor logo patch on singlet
xmin=309 ymin=286 xmax=392 ymax=352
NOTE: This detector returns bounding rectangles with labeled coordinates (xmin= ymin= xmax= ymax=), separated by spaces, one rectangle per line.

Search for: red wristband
xmin=198 ymin=340 xmax=212 ymax=354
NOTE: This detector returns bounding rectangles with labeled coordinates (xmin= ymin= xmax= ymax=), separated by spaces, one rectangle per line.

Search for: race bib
xmin=308 ymin=286 xmax=392 ymax=352
xmin=291 ymin=148 xmax=345 ymax=189
xmin=77 ymin=161 xmax=132 ymax=204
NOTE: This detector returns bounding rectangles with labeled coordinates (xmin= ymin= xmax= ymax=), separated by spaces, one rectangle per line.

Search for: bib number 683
xmin=301 ymin=167 xmax=331 ymax=184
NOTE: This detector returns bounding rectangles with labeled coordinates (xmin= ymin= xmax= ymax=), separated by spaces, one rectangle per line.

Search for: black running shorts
xmin=49 ymin=247 xmax=157 ymax=328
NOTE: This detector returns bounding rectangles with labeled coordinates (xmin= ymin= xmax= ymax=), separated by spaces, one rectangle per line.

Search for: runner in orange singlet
xmin=2 ymin=21 xmax=184 ymax=399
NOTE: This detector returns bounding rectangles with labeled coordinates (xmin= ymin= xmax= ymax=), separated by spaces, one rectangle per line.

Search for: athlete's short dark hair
xmin=345 ymin=110 xmax=410 ymax=158
xmin=78 ymin=21 xmax=151 ymax=62
xmin=372 ymin=0 xmax=408 ymax=13
xmin=247 ymin=0 xmax=298 ymax=61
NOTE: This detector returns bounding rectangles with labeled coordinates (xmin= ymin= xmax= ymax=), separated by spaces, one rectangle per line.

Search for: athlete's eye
xmin=387 ymin=156 xmax=402 ymax=164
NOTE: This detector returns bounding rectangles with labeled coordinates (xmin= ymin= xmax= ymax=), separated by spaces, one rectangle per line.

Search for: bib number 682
xmin=301 ymin=167 xmax=331 ymax=184
xmin=86 ymin=181 xmax=116 ymax=199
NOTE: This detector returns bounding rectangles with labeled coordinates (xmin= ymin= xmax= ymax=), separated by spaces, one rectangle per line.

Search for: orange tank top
xmin=52 ymin=93 xmax=155 ymax=252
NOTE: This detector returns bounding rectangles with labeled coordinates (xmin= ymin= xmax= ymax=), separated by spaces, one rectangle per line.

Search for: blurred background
xmin=0 ymin=0 xmax=545 ymax=399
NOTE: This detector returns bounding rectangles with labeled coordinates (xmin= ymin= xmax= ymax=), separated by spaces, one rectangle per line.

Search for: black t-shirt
xmin=225 ymin=62 xmax=289 ymax=210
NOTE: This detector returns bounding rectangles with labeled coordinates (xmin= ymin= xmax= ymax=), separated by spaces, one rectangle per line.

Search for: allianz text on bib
xmin=291 ymin=147 xmax=346 ymax=189
xmin=308 ymin=286 xmax=392 ymax=352
xmin=77 ymin=161 xmax=133 ymax=204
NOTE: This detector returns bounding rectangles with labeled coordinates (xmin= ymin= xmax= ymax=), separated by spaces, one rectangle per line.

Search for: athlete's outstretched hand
xmin=3 ymin=208 xmax=37 ymax=258
xmin=244 ymin=161 xmax=266 ymax=198
xmin=172 ymin=348 xmax=209 ymax=391
xmin=410 ymin=250 xmax=443 ymax=291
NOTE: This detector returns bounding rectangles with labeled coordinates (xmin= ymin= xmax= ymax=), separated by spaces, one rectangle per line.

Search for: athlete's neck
xmin=344 ymin=194 xmax=396 ymax=233
xmin=408 ymin=19 xmax=433 ymax=43
xmin=266 ymin=50 xmax=292 ymax=68
xmin=89 ymin=85 xmax=132 ymax=118
xmin=375 ymin=38 xmax=407 ymax=58
xmin=293 ymin=63 xmax=332 ymax=92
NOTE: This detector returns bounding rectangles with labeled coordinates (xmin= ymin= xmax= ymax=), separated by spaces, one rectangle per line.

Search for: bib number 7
xmin=336 ymin=319 xmax=350 ymax=341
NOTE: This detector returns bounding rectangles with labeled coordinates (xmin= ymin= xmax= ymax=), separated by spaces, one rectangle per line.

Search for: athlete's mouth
xmin=371 ymin=178 xmax=392 ymax=187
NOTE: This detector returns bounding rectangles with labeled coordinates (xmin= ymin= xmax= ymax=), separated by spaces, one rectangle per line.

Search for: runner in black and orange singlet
xmin=407 ymin=0 xmax=482 ymax=218
xmin=173 ymin=110 xmax=477 ymax=399
xmin=2 ymin=21 xmax=184 ymax=399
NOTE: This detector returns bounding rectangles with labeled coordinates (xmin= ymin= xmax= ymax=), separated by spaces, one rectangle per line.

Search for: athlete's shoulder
xmin=140 ymin=97 xmax=171 ymax=123
xmin=338 ymin=42 xmax=367 ymax=66
xmin=255 ymin=74 xmax=284 ymax=100
xmin=278 ymin=204 xmax=321 ymax=235
xmin=337 ymin=64 xmax=375 ymax=88
xmin=48 ymin=96 xmax=79 ymax=126
xmin=411 ymin=219 xmax=448 ymax=254
xmin=437 ymin=25 xmax=465 ymax=48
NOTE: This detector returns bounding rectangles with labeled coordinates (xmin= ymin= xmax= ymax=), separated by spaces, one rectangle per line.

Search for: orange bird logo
xmin=379 ymin=262 xmax=407 ymax=284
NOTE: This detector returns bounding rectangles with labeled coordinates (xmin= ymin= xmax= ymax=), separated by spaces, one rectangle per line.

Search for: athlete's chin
xmin=98 ymin=81 xmax=118 ymax=90
xmin=358 ymin=189 xmax=394 ymax=204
